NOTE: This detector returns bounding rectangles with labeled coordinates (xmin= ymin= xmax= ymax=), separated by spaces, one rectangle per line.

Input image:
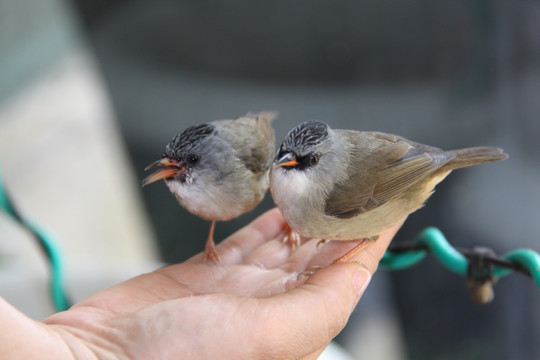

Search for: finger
xmin=250 ymin=262 xmax=372 ymax=359
xmin=349 ymin=223 xmax=402 ymax=273
xmin=278 ymin=238 xmax=322 ymax=273
xmin=299 ymin=346 xmax=328 ymax=360
xmin=247 ymin=236 xmax=381 ymax=298
xmin=302 ymin=223 xmax=403 ymax=272
xmin=216 ymin=208 xmax=287 ymax=265
xmin=249 ymin=267 xmax=303 ymax=298
xmin=251 ymin=224 xmax=403 ymax=299
xmin=242 ymin=238 xmax=292 ymax=269
xmin=158 ymin=261 xmax=297 ymax=299
xmin=187 ymin=208 xmax=287 ymax=265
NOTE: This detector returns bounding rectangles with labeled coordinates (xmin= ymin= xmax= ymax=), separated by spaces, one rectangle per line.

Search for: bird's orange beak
xmin=275 ymin=153 xmax=299 ymax=167
xmin=142 ymin=158 xmax=185 ymax=186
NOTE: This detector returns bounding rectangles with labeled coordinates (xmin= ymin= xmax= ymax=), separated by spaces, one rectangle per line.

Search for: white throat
xmin=270 ymin=166 xmax=311 ymax=208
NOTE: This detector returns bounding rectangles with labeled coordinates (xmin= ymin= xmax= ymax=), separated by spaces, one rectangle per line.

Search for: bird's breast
xmin=270 ymin=167 xmax=322 ymax=229
xmin=166 ymin=180 xmax=236 ymax=220
xmin=166 ymin=169 xmax=269 ymax=221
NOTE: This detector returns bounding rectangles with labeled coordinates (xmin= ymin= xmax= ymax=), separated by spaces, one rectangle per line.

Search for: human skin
xmin=0 ymin=208 xmax=401 ymax=360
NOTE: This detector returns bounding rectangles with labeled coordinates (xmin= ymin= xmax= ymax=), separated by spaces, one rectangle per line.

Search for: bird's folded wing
xmin=324 ymin=134 xmax=454 ymax=219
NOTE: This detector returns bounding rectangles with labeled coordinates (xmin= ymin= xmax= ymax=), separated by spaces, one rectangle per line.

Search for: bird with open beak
xmin=143 ymin=111 xmax=276 ymax=263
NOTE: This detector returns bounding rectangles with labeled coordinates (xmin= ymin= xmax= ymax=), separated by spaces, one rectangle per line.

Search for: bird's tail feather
xmin=442 ymin=146 xmax=508 ymax=171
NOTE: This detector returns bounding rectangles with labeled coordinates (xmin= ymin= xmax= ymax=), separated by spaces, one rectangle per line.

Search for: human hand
xmin=3 ymin=208 xmax=401 ymax=360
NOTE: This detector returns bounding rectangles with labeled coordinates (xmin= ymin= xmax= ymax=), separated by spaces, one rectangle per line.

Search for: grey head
xmin=275 ymin=120 xmax=334 ymax=171
xmin=142 ymin=123 xmax=218 ymax=186
xmin=164 ymin=123 xmax=215 ymax=176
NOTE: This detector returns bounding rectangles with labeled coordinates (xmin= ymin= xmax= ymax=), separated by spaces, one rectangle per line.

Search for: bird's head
xmin=143 ymin=123 xmax=216 ymax=187
xmin=274 ymin=120 xmax=334 ymax=172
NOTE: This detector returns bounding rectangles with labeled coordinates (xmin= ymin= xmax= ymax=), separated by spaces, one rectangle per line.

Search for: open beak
xmin=142 ymin=158 xmax=185 ymax=186
xmin=275 ymin=153 xmax=299 ymax=167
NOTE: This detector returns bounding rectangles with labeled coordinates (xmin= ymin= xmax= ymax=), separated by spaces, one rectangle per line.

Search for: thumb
xmin=255 ymin=263 xmax=371 ymax=359
xmin=295 ymin=262 xmax=372 ymax=327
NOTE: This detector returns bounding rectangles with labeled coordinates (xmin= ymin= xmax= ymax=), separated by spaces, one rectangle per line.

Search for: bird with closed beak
xmin=143 ymin=112 xmax=276 ymax=263
xmin=270 ymin=120 xmax=508 ymax=263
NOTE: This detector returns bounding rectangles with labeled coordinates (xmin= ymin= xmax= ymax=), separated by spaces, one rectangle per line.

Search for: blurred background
xmin=1 ymin=0 xmax=539 ymax=359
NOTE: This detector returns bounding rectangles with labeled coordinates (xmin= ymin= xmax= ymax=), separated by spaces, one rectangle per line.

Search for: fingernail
xmin=352 ymin=266 xmax=372 ymax=297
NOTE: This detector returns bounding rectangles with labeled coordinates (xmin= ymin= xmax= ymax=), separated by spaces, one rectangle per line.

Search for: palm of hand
xmin=42 ymin=208 xmax=399 ymax=360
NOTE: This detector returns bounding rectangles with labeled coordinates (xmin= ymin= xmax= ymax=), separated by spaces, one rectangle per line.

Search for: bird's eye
xmin=309 ymin=154 xmax=320 ymax=166
xmin=188 ymin=155 xmax=199 ymax=164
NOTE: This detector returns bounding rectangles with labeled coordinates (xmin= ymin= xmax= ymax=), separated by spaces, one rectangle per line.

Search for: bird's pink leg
xmin=204 ymin=220 xmax=221 ymax=264
xmin=332 ymin=236 xmax=378 ymax=264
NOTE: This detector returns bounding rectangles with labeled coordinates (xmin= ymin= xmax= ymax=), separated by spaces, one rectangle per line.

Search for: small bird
xmin=143 ymin=111 xmax=276 ymax=263
xmin=270 ymin=120 xmax=508 ymax=262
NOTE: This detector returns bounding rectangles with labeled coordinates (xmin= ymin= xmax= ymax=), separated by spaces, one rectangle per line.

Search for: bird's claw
xmin=316 ymin=239 xmax=330 ymax=250
xmin=282 ymin=224 xmax=302 ymax=250
xmin=296 ymin=265 xmax=324 ymax=280
xmin=204 ymin=239 xmax=221 ymax=264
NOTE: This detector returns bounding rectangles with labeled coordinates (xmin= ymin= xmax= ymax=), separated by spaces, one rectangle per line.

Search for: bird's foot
xmin=316 ymin=239 xmax=330 ymax=250
xmin=297 ymin=265 xmax=324 ymax=280
xmin=282 ymin=223 xmax=302 ymax=250
xmin=204 ymin=240 xmax=221 ymax=264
